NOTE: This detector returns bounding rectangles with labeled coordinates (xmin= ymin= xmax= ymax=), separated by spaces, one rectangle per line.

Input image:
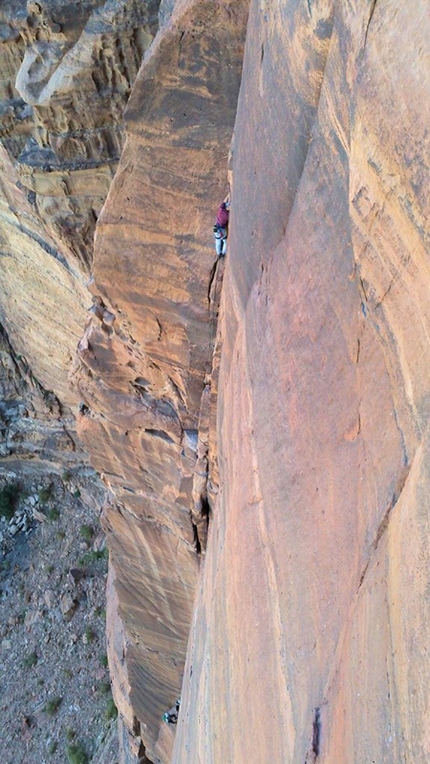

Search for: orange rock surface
xmin=2 ymin=0 xmax=430 ymax=762
xmin=173 ymin=1 xmax=430 ymax=762
xmin=71 ymin=1 xmax=248 ymax=760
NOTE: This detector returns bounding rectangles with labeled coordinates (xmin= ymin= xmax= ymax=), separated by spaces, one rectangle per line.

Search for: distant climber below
xmin=213 ymin=197 xmax=230 ymax=256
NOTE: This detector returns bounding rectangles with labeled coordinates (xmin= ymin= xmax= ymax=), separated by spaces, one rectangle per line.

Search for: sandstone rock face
xmin=71 ymin=1 xmax=248 ymax=761
xmin=173 ymin=1 xmax=430 ymax=762
xmin=2 ymin=0 xmax=430 ymax=762
xmin=1 ymin=0 xmax=159 ymax=270
xmin=0 ymin=320 xmax=80 ymax=466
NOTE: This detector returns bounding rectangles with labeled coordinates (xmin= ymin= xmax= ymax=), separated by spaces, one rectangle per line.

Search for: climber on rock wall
xmin=162 ymin=698 xmax=181 ymax=725
xmin=213 ymin=196 xmax=230 ymax=256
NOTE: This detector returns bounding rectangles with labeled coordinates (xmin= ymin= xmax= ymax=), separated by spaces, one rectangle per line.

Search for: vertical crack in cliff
xmin=358 ymin=463 xmax=411 ymax=591
xmin=187 ymin=252 xmax=227 ymax=555
xmin=305 ymin=706 xmax=321 ymax=762
xmin=269 ymin=7 xmax=335 ymax=263
xmin=191 ymin=517 xmax=202 ymax=556
xmin=187 ymin=253 xmax=226 ymax=556
xmin=132 ymin=716 xmax=153 ymax=763
xmin=312 ymin=707 xmax=321 ymax=757
xmin=364 ymin=0 xmax=378 ymax=48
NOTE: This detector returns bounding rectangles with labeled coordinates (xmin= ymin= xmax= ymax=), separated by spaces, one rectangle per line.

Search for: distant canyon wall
xmin=0 ymin=0 xmax=160 ymax=466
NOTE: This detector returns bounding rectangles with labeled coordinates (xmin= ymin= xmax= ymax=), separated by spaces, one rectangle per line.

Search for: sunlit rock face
xmin=173 ymin=1 xmax=430 ymax=763
xmin=71 ymin=1 xmax=248 ymax=761
xmin=3 ymin=0 xmax=430 ymax=762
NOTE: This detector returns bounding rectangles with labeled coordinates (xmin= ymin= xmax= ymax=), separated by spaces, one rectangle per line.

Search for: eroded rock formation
xmin=0 ymin=0 xmax=161 ymax=465
xmin=2 ymin=0 xmax=430 ymax=762
xmin=71 ymin=2 xmax=248 ymax=760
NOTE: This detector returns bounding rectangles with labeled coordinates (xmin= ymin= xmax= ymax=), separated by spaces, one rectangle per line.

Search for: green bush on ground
xmin=38 ymin=485 xmax=53 ymax=504
xmin=44 ymin=696 xmax=62 ymax=716
xmin=66 ymin=742 xmax=88 ymax=764
xmin=0 ymin=483 xmax=20 ymax=520
xmin=105 ymin=696 xmax=118 ymax=721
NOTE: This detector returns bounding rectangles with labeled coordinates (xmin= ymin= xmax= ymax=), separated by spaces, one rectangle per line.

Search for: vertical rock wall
xmin=71 ymin=1 xmax=248 ymax=761
xmin=173 ymin=1 xmax=430 ymax=762
xmin=3 ymin=1 xmax=430 ymax=762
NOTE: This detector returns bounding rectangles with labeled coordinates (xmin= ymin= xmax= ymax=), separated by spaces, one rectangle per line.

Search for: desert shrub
xmin=80 ymin=524 xmax=93 ymax=542
xmin=38 ymin=485 xmax=52 ymax=504
xmin=66 ymin=742 xmax=88 ymax=764
xmin=105 ymin=696 xmax=118 ymax=721
xmin=79 ymin=548 xmax=108 ymax=566
xmin=44 ymin=696 xmax=62 ymax=716
xmin=22 ymin=651 xmax=37 ymax=669
xmin=47 ymin=507 xmax=60 ymax=522
xmin=0 ymin=483 xmax=20 ymax=520
xmin=84 ymin=626 xmax=96 ymax=643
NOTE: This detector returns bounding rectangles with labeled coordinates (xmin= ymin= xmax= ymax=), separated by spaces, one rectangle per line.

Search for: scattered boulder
xmin=44 ymin=589 xmax=56 ymax=609
xmin=32 ymin=508 xmax=46 ymax=523
xmin=60 ymin=593 xmax=77 ymax=621
xmin=69 ymin=568 xmax=86 ymax=586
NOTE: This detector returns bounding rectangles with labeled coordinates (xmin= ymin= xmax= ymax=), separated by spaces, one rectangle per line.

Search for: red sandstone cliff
xmin=173 ymin=1 xmax=430 ymax=762
xmin=71 ymin=1 xmax=248 ymax=761
xmin=1 ymin=0 xmax=430 ymax=762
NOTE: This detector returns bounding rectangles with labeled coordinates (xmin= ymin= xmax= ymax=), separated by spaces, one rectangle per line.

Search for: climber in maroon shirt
xmin=213 ymin=198 xmax=230 ymax=256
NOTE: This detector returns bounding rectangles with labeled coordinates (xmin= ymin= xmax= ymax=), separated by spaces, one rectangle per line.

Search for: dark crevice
xmin=312 ymin=707 xmax=321 ymax=757
xmin=192 ymin=520 xmax=202 ymax=555
xmin=358 ymin=464 xmax=410 ymax=591
xmin=156 ymin=317 xmax=163 ymax=341
xmin=200 ymin=493 xmax=211 ymax=533
xmin=144 ymin=428 xmax=174 ymax=444
xmin=207 ymin=259 xmax=218 ymax=303
xmin=359 ymin=276 xmax=368 ymax=303
xmin=364 ymin=0 xmax=378 ymax=48
xmin=375 ymin=275 xmax=396 ymax=309
xmin=355 ymin=337 xmax=360 ymax=364
xmin=132 ymin=717 xmax=153 ymax=763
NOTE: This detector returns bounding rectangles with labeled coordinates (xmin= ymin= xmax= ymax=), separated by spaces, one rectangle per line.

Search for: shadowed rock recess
xmin=1 ymin=0 xmax=430 ymax=762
